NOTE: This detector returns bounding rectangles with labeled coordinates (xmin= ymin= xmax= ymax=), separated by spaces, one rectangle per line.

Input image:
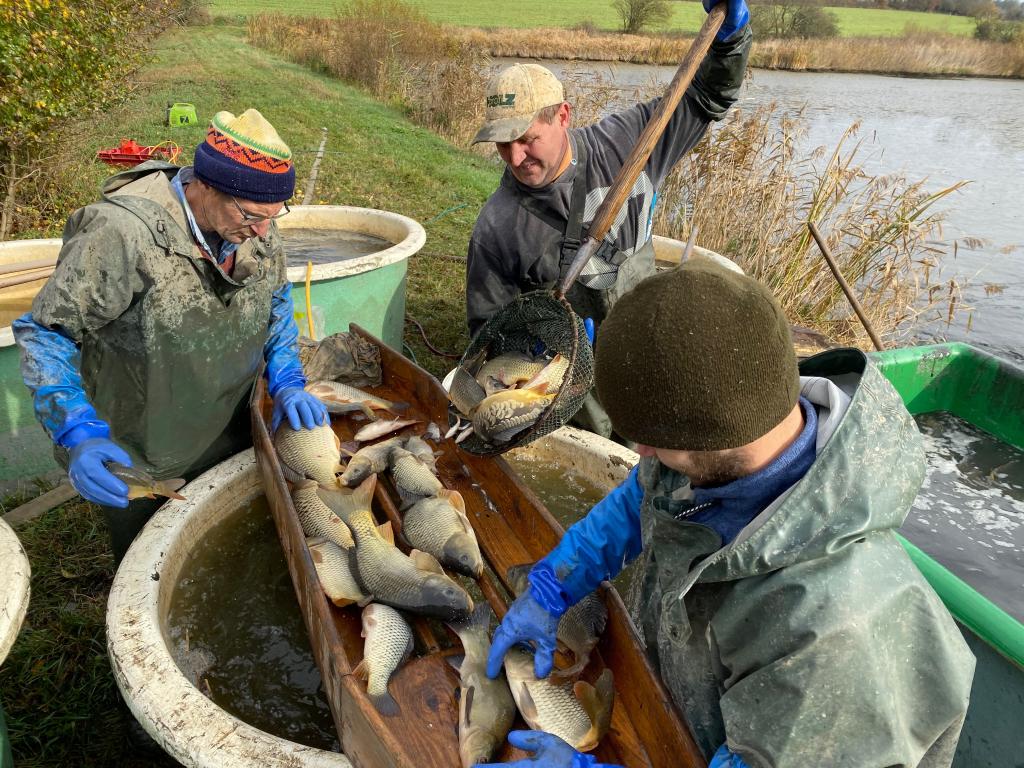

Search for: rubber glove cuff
xmin=272 ymin=386 xmax=329 ymax=432
xmin=527 ymin=561 xmax=571 ymax=618
xmin=68 ymin=437 xmax=133 ymax=508
xmin=59 ymin=422 xmax=112 ymax=449
xmin=702 ymin=0 xmax=750 ymax=41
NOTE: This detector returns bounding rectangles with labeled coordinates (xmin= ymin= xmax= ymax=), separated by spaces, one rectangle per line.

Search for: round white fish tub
xmin=106 ymin=449 xmax=351 ymax=768
xmin=0 ymin=517 xmax=30 ymax=667
xmin=106 ymin=428 xmax=634 ymax=766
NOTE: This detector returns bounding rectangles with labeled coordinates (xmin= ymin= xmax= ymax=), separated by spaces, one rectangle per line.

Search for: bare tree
xmin=612 ymin=0 xmax=672 ymax=33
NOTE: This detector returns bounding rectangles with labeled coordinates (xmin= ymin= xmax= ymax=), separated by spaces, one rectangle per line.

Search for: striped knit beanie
xmin=595 ymin=258 xmax=800 ymax=451
xmin=193 ymin=109 xmax=295 ymax=203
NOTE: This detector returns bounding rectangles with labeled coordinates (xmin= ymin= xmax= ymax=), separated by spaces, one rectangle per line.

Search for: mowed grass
xmin=208 ymin=0 xmax=976 ymax=37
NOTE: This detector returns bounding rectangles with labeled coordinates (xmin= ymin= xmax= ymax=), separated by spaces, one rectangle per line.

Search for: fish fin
xmin=353 ymin=659 xmax=368 ymax=680
xmin=356 ymin=403 xmax=377 ymax=421
xmin=329 ymin=596 xmax=357 ymax=608
xmin=144 ymin=492 xmax=157 ymax=500
xmin=524 ymin=380 xmax=551 ymax=395
xmin=445 ymin=654 xmax=465 ymax=673
xmin=516 ymin=680 xmax=540 ymax=725
xmin=339 ymin=441 xmax=359 ymax=457
xmin=353 ymin=474 xmax=377 ymax=508
xmin=386 ymin=400 xmax=410 ymax=413
xmin=369 ymin=691 xmax=400 ymax=717
xmin=376 ymin=520 xmax=395 ymax=545
xmin=437 ymin=489 xmax=466 ymax=514
xmin=409 ymin=549 xmax=445 ymax=575
xmin=573 ymin=669 xmax=615 ymax=752
xmin=548 ymin=654 xmax=588 ymax=684
xmin=155 ymin=478 xmax=187 ymax=500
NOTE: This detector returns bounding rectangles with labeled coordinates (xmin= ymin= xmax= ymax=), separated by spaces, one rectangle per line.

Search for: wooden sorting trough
xmin=250 ymin=323 xmax=705 ymax=768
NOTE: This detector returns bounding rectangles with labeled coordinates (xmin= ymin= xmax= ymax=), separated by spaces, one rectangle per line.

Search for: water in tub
xmin=282 ymin=228 xmax=393 ymax=267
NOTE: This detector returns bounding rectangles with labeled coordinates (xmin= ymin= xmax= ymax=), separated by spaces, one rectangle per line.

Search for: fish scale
xmin=403 ymin=494 xmax=483 ymax=578
xmin=504 ymin=649 xmax=595 ymax=748
xmin=293 ymin=481 xmax=355 ymax=547
xmin=274 ymin=423 xmax=343 ymax=485
xmin=389 ymin=447 xmax=443 ymax=500
xmin=358 ymin=603 xmax=413 ymax=715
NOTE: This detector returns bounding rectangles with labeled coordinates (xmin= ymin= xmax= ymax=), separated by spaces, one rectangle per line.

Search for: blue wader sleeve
xmin=12 ymin=312 xmax=110 ymax=446
xmin=538 ymin=466 xmax=645 ymax=606
xmin=708 ymin=744 xmax=752 ymax=768
xmin=263 ymin=282 xmax=307 ymax=396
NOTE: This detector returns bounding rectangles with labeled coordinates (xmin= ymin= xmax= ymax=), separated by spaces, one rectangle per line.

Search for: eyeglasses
xmin=230 ymin=196 xmax=291 ymax=224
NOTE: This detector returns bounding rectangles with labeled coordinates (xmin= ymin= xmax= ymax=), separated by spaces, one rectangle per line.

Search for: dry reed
xmin=653 ymin=105 xmax=965 ymax=346
xmin=448 ymin=25 xmax=1024 ymax=78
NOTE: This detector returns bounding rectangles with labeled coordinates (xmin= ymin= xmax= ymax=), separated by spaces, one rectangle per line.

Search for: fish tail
xmin=573 ymin=669 xmax=615 ymax=752
xmin=369 ymin=690 xmax=400 ymax=717
xmin=548 ymin=654 xmax=588 ymax=684
xmin=154 ymin=478 xmax=187 ymax=500
xmin=447 ymin=602 xmax=492 ymax=637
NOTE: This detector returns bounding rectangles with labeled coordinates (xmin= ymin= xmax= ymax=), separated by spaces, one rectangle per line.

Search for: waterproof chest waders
xmin=511 ymin=139 xmax=656 ymax=438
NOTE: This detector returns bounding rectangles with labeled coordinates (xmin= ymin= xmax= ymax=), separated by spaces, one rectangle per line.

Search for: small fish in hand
xmin=107 ymin=463 xmax=186 ymax=501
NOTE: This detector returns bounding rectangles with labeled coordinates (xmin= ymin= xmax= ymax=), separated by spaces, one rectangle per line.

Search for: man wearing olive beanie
xmin=485 ymin=260 xmax=974 ymax=768
xmin=15 ymin=108 xmax=326 ymax=564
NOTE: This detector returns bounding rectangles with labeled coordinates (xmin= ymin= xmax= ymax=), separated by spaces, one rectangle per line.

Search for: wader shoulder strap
xmin=510 ymin=139 xmax=590 ymax=278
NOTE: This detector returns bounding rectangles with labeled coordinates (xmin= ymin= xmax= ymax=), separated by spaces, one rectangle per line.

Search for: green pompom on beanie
xmin=594 ymin=258 xmax=799 ymax=451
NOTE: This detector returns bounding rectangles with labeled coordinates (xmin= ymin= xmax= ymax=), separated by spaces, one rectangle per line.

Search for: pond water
xmin=502 ymin=59 xmax=1024 ymax=366
xmin=908 ymin=412 xmax=1024 ymax=622
xmin=282 ymin=227 xmax=393 ymax=267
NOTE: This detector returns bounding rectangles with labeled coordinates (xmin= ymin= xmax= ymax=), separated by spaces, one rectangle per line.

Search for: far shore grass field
xmin=208 ymin=0 xmax=978 ymax=37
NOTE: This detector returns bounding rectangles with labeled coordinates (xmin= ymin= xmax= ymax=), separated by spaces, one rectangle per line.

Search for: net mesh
xmin=451 ymin=291 xmax=593 ymax=456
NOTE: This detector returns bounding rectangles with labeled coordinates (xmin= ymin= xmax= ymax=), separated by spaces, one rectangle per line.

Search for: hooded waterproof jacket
xmin=540 ymin=349 xmax=976 ymax=767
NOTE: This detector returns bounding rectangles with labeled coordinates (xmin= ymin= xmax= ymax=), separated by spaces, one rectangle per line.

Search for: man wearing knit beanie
xmin=15 ymin=108 xmax=326 ymax=565
xmin=483 ymin=260 xmax=974 ymax=768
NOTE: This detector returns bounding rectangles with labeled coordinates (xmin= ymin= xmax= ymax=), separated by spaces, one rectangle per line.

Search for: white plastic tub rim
xmin=106 ymin=448 xmax=350 ymax=768
xmin=281 ymin=205 xmax=426 ymax=284
xmin=0 ymin=516 xmax=30 ymax=667
xmin=0 ymin=238 xmax=62 ymax=348
xmin=651 ymin=234 xmax=744 ymax=275
xmin=509 ymin=425 xmax=640 ymax=492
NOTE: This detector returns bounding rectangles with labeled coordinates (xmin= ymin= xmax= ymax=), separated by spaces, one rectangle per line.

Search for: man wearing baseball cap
xmin=465 ymin=0 xmax=752 ymax=437
xmin=14 ymin=108 xmax=327 ymax=563
xmin=482 ymin=260 xmax=975 ymax=768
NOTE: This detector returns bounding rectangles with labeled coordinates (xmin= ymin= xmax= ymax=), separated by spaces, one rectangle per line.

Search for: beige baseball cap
xmin=472 ymin=63 xmax=566 ymax=145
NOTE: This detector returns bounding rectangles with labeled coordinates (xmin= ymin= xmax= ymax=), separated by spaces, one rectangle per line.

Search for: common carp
xmin=292 ymin=480 xmax=354 ymax=548
xmin=475 ymin=352 xmax=546 ymax=395
xmin=354 ymin=603 xmax=414 ymax=716
xmin=318 ymin=476 xmax=474 ymax=621
xmin=339 ymin=435 xmax=407 ymax=487
xmin=402 ymin=491 xmax=483 ymax=579
xmin=447 ymin=605 xmax=516 ymax=768
xmin=307 ymin=536 xmax=367 ymax=607
xmin=273 ymin=423 xmax=344 ymax=486
xmin=523 ymin=353 xmax=569 ymax=393
xmin=472 ymin=383 xmax=554 ymax=443
xmin=389 ymin=445 xmax=443 ymax=505
xmin=449 ymin=365 xmax=488 ymax=418
xmin=507 ymin=564 xmax=607 ymax=681
xmin=503 ymin=647 xmax=614 ymax=752
xmin=305 ymin=380 xmax=396 ymax=417
xmin=107 ymin=463 xmax=186 ymax=501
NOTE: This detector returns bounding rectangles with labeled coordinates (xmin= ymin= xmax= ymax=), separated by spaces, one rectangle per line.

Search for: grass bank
xmin=210 ymin=0 xmax=977 ymax=37
xmin=0 ymin=21 xmax=494 ymax=766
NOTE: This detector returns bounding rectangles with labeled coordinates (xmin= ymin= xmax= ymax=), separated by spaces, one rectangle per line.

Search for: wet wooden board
xmin=251 ymin=324 xmax=707 ymax=768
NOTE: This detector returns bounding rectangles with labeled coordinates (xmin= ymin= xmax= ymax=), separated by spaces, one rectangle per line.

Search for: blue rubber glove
xmin=486 ymin=563 xmax=566 ymax=680
xmin=708 ymin=744 xmax=752 ymax=768
xmin=66 ymin=428 xmax=133 ymax=508
xmin=583 ymin=317 xmax=595 ymax=346
xmin=476 ymin=730 xmax=623 ymax=768
xmin=702 ymin=0 xmax=750 ymax=41
xmin=272 ymin=386 xmax=329 ymax=432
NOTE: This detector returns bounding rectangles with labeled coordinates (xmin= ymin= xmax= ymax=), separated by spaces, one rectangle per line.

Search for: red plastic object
xmin=96 ymin=139 xmax=179 ymax=167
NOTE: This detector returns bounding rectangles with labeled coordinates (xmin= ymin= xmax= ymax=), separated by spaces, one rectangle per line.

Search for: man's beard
xmin=681 ymin=449 xmax=751 ymax=488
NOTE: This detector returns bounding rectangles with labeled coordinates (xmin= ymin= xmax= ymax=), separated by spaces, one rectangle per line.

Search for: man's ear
xmin=558 ymin=102 xmax=572 ymax=129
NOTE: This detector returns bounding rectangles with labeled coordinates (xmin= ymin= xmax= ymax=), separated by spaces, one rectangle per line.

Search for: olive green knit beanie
xmin=594 ymin=258 xmax=799 ymax=451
